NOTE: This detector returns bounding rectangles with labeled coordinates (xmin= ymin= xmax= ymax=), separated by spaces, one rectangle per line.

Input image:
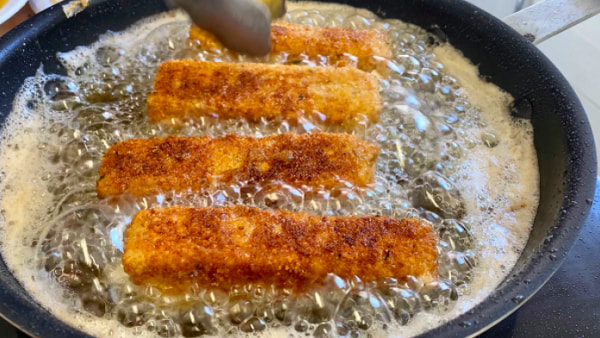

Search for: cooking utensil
xmin=169 ymin=0 xmax=284 ymax=55
xmin=0 ymin=0 xmax=596 ymax=337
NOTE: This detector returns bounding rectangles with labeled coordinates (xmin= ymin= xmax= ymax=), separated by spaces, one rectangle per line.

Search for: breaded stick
xmin=96 ymin=133 xmax=379 ymax=198
xmin=122 ymin=206 xmax=438 ymax=293
xmin=147 ymin=60 xmax=381 ymax=127
xmin=190 ymin=22 xmax=393 ymax=66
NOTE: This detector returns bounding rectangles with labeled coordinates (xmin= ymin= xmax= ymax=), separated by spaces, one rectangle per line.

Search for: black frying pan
xmin=0 ymin=0 xmax=596 ymax=337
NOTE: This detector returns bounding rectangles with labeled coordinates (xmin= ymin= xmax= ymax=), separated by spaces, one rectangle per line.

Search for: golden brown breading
xmin=147 ymin=60 xmax=381 ymax=127
xmin=189 ymin=22 xmax=393 ymax=69
xmin=96 ymin=133 xmax=379 ymax=198
xmin=122 ymin=206 xmax=438 ymax=293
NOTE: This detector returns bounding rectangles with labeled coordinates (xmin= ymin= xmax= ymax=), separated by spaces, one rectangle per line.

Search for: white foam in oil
xmin=0 ymin=2 xmax=538 ymax=337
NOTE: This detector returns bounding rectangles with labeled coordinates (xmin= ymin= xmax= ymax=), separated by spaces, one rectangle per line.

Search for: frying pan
xmin=0 ymin=0 xmax=597 ymax=337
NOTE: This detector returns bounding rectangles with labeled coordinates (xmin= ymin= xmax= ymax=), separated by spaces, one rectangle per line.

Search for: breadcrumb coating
xmin=122 ymin=206 xmax=438 ymax=293
xmin=147 ymin=60 xmax=381 ymax=127
xmin=190 ymin=22 xmax=393 ymax=69
xmin=96 ymin=133 xmax=379 ymax=198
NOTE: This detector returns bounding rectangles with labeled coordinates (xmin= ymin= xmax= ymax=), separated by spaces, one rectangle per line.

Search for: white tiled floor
xmin=467 ymin=0 xmax=600 ymax=162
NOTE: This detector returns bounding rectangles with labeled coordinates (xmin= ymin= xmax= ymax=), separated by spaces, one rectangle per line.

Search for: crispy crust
xmin=189 ymin=22 xmax=393 ymax=68
xmin=122 ymin=206 xmax=438 ymax=293
xmin=96 ymin=133 xmax=379 ymax=198
xmin=147 ymin=60 xmax=381 ymax=127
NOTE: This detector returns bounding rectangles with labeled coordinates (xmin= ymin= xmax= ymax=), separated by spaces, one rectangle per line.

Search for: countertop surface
xmin=481 ymin=181 xmax=600 ymax=338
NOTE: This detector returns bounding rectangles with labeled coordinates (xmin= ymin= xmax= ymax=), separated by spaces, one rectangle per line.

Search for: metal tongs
xmin=168 ymin=0 xmax=286 ymax=56
xmin=170 ymin=0 xmax=600 ymax=54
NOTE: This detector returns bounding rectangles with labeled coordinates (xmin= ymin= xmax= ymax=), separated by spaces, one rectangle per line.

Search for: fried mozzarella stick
xmin=122 ymin=206 xmax=438 ymax=293
xmin=147 ymin=60 xmax=381 ymax=126
xmin=96 ymin=133 xmax=379 ymax=198
xmin=190 ymin=22 xmax=393 ymax=64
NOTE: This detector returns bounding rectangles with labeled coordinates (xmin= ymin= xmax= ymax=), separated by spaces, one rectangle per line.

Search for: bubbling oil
xmin=0 ymin=2 xmax=539 ymax=338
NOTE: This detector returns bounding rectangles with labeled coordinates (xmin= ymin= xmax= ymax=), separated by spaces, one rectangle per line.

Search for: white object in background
xmin=29 ymin=0 xmax=62 ymax=13
xmin=0 ymin=0 xmax=28 ymax=25
xmin=503 ymin=0 xmax=600 ymax=44
xmin=515 ymin=0 xmax=544 ymax=11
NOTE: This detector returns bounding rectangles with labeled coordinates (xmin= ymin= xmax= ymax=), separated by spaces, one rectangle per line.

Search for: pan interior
xmin=2 ymin=1 xmax=538 ymax=335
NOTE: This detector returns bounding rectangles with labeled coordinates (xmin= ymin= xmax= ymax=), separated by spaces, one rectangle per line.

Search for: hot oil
xmin=0 ymin=2 xmax=539 ymax=337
